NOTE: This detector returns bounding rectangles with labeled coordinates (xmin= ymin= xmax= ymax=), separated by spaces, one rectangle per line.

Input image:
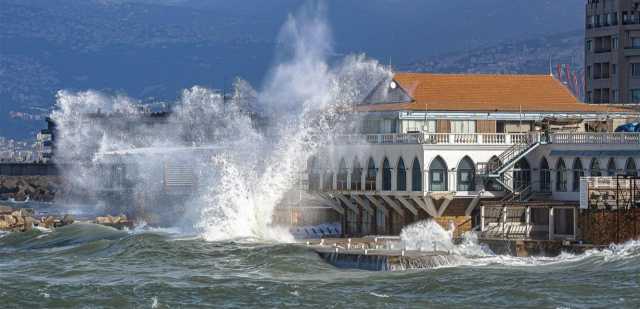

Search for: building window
xmin=590 ymin=158 xmax=602 ymax=176
xmin=382 ymin=158 xmax=392 ymax=191
xmin=612 ymin=89 xmax=619 ymax=103
xmin=586 ymin=91 xmax=592 ymax=103
xmin=457 ymin=156 xmax=476 ymax=191
xmin=429 ymin=156 xmax=448 ymax=192
xmin=308 ymin=157 xmax=321 ymax=192
xmin=337 ymin=159 xmax=348 ymax=190
xmin=572 ymin=159 xmax=584 ymax=192
xmin=631 ymin=89 xmax=640 ymax=103
xmin=586 ymin=39 xmax=593 ymax=51
xmin=540 ymin=158 xmax=551 ymax=193
xmin=513 ymin=159 xmax=531 ymax=191
xmin=412 ymin=158 xmax=422 ymax=192
xmin=323 ymin=171 xmax=334 ymax=191
xmin=633 ymin=64 xmax=640 ymax=77
xmin=366 ymin=158 xmax=377 ymax=191
xmin=351 ymin=160 xmax=362 ymax=191
xmin=586 ymin=65 xmax=592 ymax=80
xmin=626 ymin=158 xmax=638 ymax=176
xmin=556 ymin=158 xmax=567 ymax=192
xmin=485 ymin=156 xmax=504 ymax=191
xmin=633 ymin=38 xmax=640 ymax=49
xmin=612 ymin=36 xmax=619 ymax=49
xmin=611 ymin=63 xmax=617 ymax=75
xmin=450 ymin=120 xmax=476 ymax=134
xmin=607 ymin=158 xmax=617 ymax=176
xmin=397 ymin=158 xmax=406 ymax=191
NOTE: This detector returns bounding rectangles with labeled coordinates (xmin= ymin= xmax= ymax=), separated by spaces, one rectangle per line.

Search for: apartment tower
xmin=585 ymin=0 xmax=640 ymax=103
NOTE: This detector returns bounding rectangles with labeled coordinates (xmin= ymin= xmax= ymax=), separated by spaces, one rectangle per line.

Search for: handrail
xmin=336 ymin=132 xmax=640 ymax=146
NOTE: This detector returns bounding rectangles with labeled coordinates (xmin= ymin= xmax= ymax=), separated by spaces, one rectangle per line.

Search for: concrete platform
xmin=307 ymin=238 xmax=459 ymax=271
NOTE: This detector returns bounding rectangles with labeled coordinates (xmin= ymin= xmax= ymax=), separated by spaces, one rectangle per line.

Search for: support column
xmin=526 ymin=206 xmax=531 ymax=239
xmin=480 ymin=206 xmax=485 ymax=232
xmin=549 ymin=207 xmax=555 ymax=240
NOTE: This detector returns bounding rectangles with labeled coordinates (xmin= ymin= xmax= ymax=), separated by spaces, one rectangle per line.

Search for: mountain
xmin=0 ymin=0 xmax=585 ymax=139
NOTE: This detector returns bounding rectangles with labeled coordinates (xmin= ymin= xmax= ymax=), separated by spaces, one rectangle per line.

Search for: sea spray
xmin=49 ymin=2 xmax=390 ymax=242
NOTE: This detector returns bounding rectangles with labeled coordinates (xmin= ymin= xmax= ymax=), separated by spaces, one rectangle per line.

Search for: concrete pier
xmin=307 ymin=238 xmax=459 ymax=271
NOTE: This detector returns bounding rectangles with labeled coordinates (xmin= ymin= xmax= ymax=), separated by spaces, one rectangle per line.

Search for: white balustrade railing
xmin=337 ymin=132 xmax=640 ymax=146
xmin=550 ymin=132 xmax=640 ymax=144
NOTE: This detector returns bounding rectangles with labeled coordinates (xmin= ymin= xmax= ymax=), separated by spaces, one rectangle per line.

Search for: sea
xmin=0 ymin=202 xmax=638 ymax=308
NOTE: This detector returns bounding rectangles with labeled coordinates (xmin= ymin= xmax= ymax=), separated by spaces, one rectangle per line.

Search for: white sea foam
xmin=399 ymin=220 xmax=640 ymax=269
xmin=49 ymin=2 xmax=389 ymax=243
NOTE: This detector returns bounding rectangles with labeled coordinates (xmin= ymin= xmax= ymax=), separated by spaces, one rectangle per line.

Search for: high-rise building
xmin=585 ymin=0 xmax=640 ymax=104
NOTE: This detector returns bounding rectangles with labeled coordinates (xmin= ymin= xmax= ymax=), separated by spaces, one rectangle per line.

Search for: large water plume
xmin=50 ymin=2 xmax=391 ymax=242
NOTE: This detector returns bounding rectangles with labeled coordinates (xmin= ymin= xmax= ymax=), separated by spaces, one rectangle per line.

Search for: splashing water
xmin=49 ymin=2 xmax=391 ymax=242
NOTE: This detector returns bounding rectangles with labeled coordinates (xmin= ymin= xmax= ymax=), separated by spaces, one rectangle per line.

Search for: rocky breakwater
xmin=95 ymin=215 xmax=133 ymax=230
xmin=0 ymin=204 xmax=74 ymax=232
xmin=0 ymin=176 xmax=61 ymax=202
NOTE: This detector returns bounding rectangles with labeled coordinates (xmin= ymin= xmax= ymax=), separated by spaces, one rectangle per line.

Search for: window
xmin=626 ymin=158 xmax=638 ymax=176
xmin=429 ymin=156 xmax=448 ymax=192
xmin=412 ymin=158 xmax=422 ymax=192
xmin=351 ymin=160 xmax=362 ymax=191
xmin=612 ymin=89 xmax=619 ymax=103
xmin=632 ymin=63 xmax=640 ymax=77
xmin=382 ymin=158 xmax=392 ymax=191
xmin=607 ymin=158 xmax=617 ymax=176
xmin=366 ymin=158 xmax=377 ymax=191
xmin=590 ymin=158 xmax=602 ymax=176
xmin=323 ymin=171 xmax=334 ymax=191
xmin=450 ymin=120 xmax=476 ymax=134
xmin=337 ymin=159 xmax=348 ymax=190
xmin=404 ymin=119 xmax=436 ymax=133
xmin=457 ymin=157 xmax=476 ymax=191
xmin=572 ymin=159 xmax=584 ymax=192
xmin=586 ymin=65 xmax=592 ymax=80
xmin=397 ymin=158 xmax=407 ymax=191
xmin=485 ymin=156 xmax=504 ymax=191
xmin=586 ymin=39 xmax=593 ymax=52
xmin=540 ymin=158 xmax=551 ymax=193
xmin=513 ymin=159 xmax=531 ymax=191
xmin=308 ymin=157 xmax=321 ymax=192
xmin=556 ymin=158 xmax=567 ymax=192
xmin=633 ymin=38 xmax=640 ymax=49
xmin=631 ymin=89 xmax=640 ymax=103
xmin=612 ymin=36 xmax=619 ymax=49
xmin=586 ymin=91 xmax=592 ymax=103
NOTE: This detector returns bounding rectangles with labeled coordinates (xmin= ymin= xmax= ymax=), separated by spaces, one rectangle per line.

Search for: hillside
xmin=0 ymin=0 xmax=585 ymax=139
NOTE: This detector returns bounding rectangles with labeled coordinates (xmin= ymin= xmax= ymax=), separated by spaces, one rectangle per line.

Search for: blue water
xmin=1 ymin=220 xmax=638 ymax=308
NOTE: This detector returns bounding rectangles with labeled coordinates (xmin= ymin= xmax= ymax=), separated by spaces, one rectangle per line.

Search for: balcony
xmin=335 ymin=132 xmax=640 ymax=146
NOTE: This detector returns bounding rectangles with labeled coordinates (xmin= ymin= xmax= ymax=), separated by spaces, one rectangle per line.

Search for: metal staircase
xmin=478 ymin=133 xmax=542 ymax=198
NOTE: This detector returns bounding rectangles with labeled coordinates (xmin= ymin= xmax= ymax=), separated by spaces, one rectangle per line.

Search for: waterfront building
xmin=310 ymin=73 xmax=640 ymax=239
xmin=585 ymin=0 xmax=640 ymax=103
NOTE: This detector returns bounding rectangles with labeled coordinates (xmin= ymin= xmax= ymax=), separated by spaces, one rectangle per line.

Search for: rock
xmin=41 ymin=216 xmax=56 ymax=229
xmin=61 ymin=214 xmax=75 ymax=226
xmin=0 ymin=205 xmax=13 ymax=214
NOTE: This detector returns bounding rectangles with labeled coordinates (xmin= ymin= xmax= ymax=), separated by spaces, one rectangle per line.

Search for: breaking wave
xmin=48 ymin=3 xmax=390 ymax=242
xmin=399 ymin=220 xmax=640 ymax=269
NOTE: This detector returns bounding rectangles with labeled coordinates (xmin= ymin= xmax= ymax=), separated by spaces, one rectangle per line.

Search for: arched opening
xmin=513 ymin=159 xmax=531 ymax=191
xmin=626 ymin=158 xmax=638 ymax=176
xmin=307 ymin=157 xmax=321 ymax=192
xmin=607 ymin=158 xmax=617 ymax=176
xmin=366 ymin=158 xmax=377 ymax=191
xmin=323 ymin=170 xmax=334 ymax=191
xmin=590 ymin=158 xmax=602 ymax=177
xmin=540 ymin=157 xmax=551 ymax=193
xmin=337 ymin=159 xmax=348 ymax=190
xmin=572 ymin=158 xmax=584 ymax=192
xmin=382 ymin=158 xmax=392 ymax=191
xmin=429 ymin=156 xmax=448 ymax=192
xmin=351 ymin=159 xmax=362 ymax=191
xmin=412 ymin=158 xmax=422 ymax=192
xmin=556 ymin=158 xmax=567 ymax=192
xmin=485 ymin=156 xmax=503 ymax=191
xmin=397 ymin=157 xmax=407 ymax=191
xmin=457 ymin=156 xmax=475 ymax=191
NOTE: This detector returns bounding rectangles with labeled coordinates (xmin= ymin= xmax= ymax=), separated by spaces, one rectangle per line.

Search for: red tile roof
xmin=357 ymin=73 xmax=628 ymax=113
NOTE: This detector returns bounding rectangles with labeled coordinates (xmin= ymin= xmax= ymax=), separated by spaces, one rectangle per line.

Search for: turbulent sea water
xmin=1 ymin=221 xmax=639 ymax=308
